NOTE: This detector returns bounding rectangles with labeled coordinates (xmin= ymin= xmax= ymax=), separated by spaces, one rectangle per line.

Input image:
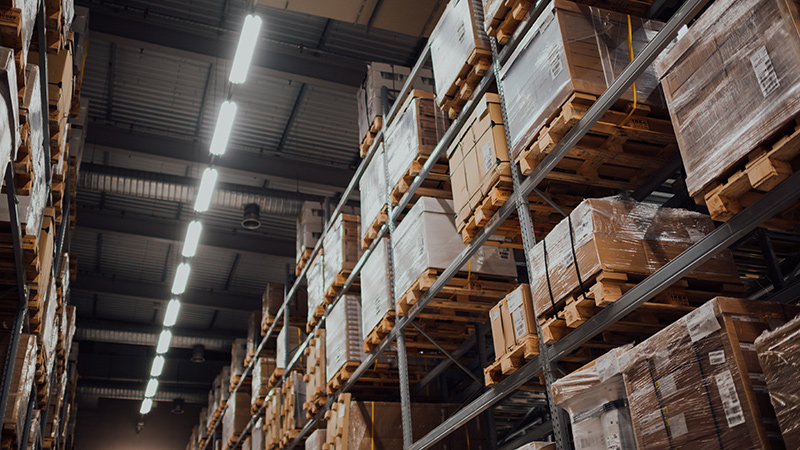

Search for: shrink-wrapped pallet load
xmin=296 ymin=201 xmax=324 ymax=271
xmin=306 ymin=429 xmax=326 ymax=450
xmin=755 ymin=312 xmax=800 ymax=448
xmin=3 ymin=334 xmax=36 ymax=438
xmin=360 ymin=237 xmax=393 ymax=344
xmin=261 ymin=282 xmax=307 ymax=334
xmin=276 ymin=325 xmax=304 ymax=370
xmin=306 ymin=255 xmax=326 ymax=326
xmin=359 ymin=143 xmax=388 ymax=248
xmin=221 ymin=391 xmax=251 ymax=447
xmin=322 ymin=213 xmax=361 ymax=299
xmin=325 ymin=295 xmax=363 ymax=384
xmin=230 ymin=338 xmax=247 ymax=388
xmin=251 ymin=356 xmax=276 ymax=411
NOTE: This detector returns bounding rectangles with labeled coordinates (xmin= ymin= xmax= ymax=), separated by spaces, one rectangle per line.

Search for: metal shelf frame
xmin=204 ymin=0 xmax=800 ymax=448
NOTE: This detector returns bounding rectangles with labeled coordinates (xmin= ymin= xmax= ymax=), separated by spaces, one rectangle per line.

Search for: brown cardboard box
xmin=261 ymin=282 xmax=307 ymax=334
xmin=622 ymin=297 xmax=798 ymax=449
xmin=29 ymin=33 xmax=74 ymax=117
xmin=655 ymin=0 xmax=800 ymax=197
xmin=490 ymin=301 xmax=507 ymax=358
xmin=506 ymin=284 xmax=537 ymax=344
xmin=222 ymin=391 xmax=251 ymax=445
xmin=500 ymin=298 xmax=515 ymax=352
xmin=755 ymin=312 xmax=800 ymax=448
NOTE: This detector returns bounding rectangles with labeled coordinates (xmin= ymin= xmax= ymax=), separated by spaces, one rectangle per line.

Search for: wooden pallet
xmin=359 ymin=115 xmax=383 ymax=157
xmin=484 ymin=335 xmax=542 ymax=386
xmin=295 ymin=248 xmax=313 ymax=276
xmin=0 ymin=7 xmax=27 ymax=93
xmin=267 ymin=367 xmax=284 ymax=389
xmin=516 ymin=92 xmax=677 ymax=190
xmin=438 ymin=47 xmax=493 ymax=119
xmin=389 ymin=154 xmax=451 ymax=206
xmin=695 ymin=116 xmax=800 ymax=231
xmin=363 ymin=311 xmax=396 ymax=353
xmin=322 ymin=267 xmax=359 ymax=305
xmin=537 ymin=270 xmax=743 ymax=344
xmin=456 ymin=167 xmax=517 ymax=246
xmin=484 ymin=0 xmax=535 ymax=45
xmin=306 ymin=303 xmax=325 ymax=333
xmin=361 ymin=204 xmax=388 ymax=250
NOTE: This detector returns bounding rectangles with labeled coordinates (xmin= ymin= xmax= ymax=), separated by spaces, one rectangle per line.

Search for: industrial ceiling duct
xmin=79 ymin=163 xmax=307 ymax=217
xmin=241 ymin=203 xmax=261 ymax=229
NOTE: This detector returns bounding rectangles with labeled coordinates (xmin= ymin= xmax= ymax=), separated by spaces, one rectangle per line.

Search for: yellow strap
xmin=619 ymin=14 xmax=638 ymax=127
xmin=371 ymin=401 xmax=375 ymax=450
xmin=466 ymin=422 xmax=471 ymax=450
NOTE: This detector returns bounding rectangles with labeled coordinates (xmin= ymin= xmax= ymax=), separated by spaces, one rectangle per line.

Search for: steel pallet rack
xmin=0 ymin=1 xmax=76 ymax=448
xmin=202 ymin=0 xmax=800 ymax=448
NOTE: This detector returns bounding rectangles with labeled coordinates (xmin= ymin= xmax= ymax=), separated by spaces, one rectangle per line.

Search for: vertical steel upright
xmin=488 ymin=36 xmax=572 ymax=449
xmin=474 ymin=325 xmax=498 ymax=450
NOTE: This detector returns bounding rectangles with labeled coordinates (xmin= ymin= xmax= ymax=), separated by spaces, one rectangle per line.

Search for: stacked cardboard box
xmin=251 ymin=356 xmax=276 ymax=412
xmin=0 ymin=0 xmax=39 ymax=89
xmin=322 ymin=213 xmax=361 ymax=301
xmin=304 ymin=329 xmax=326 ymax=416
xmin=655 ymin=0 xmax=800 ymax=206
xmin=261 ymin=282 xmax=308 ymax=334
xmin=359 ymin=237 xmax=393 ymax=347
xmin=2 ymin=334 xmax=36 ymax=441
xmin=281 ymin=371 xmax=308 ymax=442
xmin=755 ymin=312 xmax=800 ymax=447
xmin=500 ymin=0 xmax=665 ymax=161
xmin=622 ymin=297 xmax=797 ymax=449
xmin=489 ymin=284 xmax=538 ymax=359
xmin=230 ymin=338 xmax=248 ymax=389
xmin=264 ymin=389 xmax=282 ymax=448
xmin=429 ymin=0 xmax=491 ymax=117
xmin=251 ymin=418 xmax=264 ymax=450
xmin=358 ymin=143 xmax=388 ymax=248
xmin=222 ymin=391 xmax=251 ymax=447
xmin=276 ymin=325 xmax=305 ymax=371
xmin=246 ymin=310 xmax=262 ymax=363
xmin=326 ymin=295 xmax=363 ymax=387
xmin=307 ymin=255 xmax=326 ymax=328
xmin=392 ymin=197 xmax=516 ymax=302
xmin=296 ymin=201 xmax=324 ymax=273
xmin=306 ymin=428 xmax=326 ymax=450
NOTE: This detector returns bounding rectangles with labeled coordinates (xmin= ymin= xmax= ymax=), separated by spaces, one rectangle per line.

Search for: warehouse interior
xmin=0 ymin=0 xmax=798 ymax=448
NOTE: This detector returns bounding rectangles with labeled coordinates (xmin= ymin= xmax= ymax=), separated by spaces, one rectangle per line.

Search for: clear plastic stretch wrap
xmin=755 ymin=312 xmax=800 ymax=448
xmin=322 ymin=214 xmax=361 ymax=296
xmin=527 ymin=195 xmax=740 ymax=318
xmin=4 ymin=335 xmax=36 ymax=435
xmin=552 ymin=345 xmax=636 ymax=450
xmin=41 ymin=277 xmax=58 ymax=378
xmin=208 ymin=374 xmax=220 ymax=420
xmin=306 ymin=254 xmax=325 ymax=323
xmin=296 ymin=201 xmax=324 ymax=263
xmin=499 ymin=0 xmax=664 ymax=159
xmin=262 ymin=282 xmax=307 ymax=330
xmin=247 ymin=310 xmax=261 ymax=359
xmin=654 ymin=0 xmax=800 ymax=197
xmin=282 ymin=371 xmax=308 ymax=433
xmin=0 ymin=64 xmax=46 ymax=237
xmin=198 ymin=408 xmax=208 ymax=439
xmin=276 ymin=325 xmax=304 ymax=369
xmin=306 ymin=429 xmax=326 ymax=450
xmin=62 ymin=0 xmax=75 ymax=42
xmin=392 ymin=197 xmax=516 ymax=300
xmin=0 ymin=48 xmax=18 ymax=186
xmin=251 ymin=356 xmax=276 ymax=408
xmin=251 ymin=418 xmax=264 ymax=450
xmin=230 ymin=338 xmax=247 ymax=380
xmin=359 ymin=143 xmax=387 ymax=238
xmin=3 ymin=0 xmax=39 ymax=63
xmin=429 ymin=0 xmax=491 ymax=103
xmin=221 ymin=391 xmax=251 ymax=446
xmin=220 ymin=366 xmax=231 ymax=403
xmin=360 ymin=237 xmax=393 ymax=339
xmin=621 ymin=297 xmax=799 ymax=449
xmin=357 ymin=62 xmax=434 ymax=139
xmin=325 ymin=295 xmax=363 ymax=383
xmin=384 ymin=92 xmax=448 ymax=197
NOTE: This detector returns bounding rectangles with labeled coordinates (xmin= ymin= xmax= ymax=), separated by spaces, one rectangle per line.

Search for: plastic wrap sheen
xmin=359 ymin=143 xmax=387 ymax=239
xmin=325 ymin=295 xmax=363 ymax=383
xmin=307 ymin=255 xmax=325 ymax=323
xmin=230 ymin=338 xmax=247 ymax=380
xmin=322 ymin=214 xmax=361 ymax=296
xmin=360 ymin=237 xmax=393 ymax=339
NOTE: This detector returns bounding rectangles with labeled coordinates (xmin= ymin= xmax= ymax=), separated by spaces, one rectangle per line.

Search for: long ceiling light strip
xmin=139 ymin=11 xmax=262 ymax=416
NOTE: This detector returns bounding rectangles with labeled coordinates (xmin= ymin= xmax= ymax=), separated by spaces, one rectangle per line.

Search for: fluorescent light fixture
xmin=140 ymin=398 xmax=153 ymax=415
xmin=209 ymin=101 xmax=237 ymax=156
xmin=156 ymin=330 xmax=172 ymax=354
xmin=163 ymin=299 xmax=181 ymax=327
xmin=182 ymin=221 xmax=203 ymax=257
xmin=171 ymin=263 xmax=191 ymax=295
xmin=150 ymin=356 xmax=165 ymax=377
xmin=145 ymin=378 xmax=159 ymax=398
xmin=229 ymin=14 xmax=263 ymax=84
xmin=194 ymin=168 xmax=218 ymax=212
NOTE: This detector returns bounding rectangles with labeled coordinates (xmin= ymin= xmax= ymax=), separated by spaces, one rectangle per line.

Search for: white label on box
xmin=731 ymin=314 xmax=762 ymax=323
xmin=749 ymin=373 xmax=766 ymax=383
xmin=709 ymin=350 xmax=726 ymax=365
xmin=657 ymin=373 xmax=678 ymax=399
xmin=339 ymin=403 xmax=346 ymax=418
xmin=511 ymin=308 xmax=526 ymax=340
xmin=752 ymin=385 xmax=769 ymax=394
xmin=547 ymin=47 xmax=563 ymax=80
xmin=653 ymin=348 xmax=671 ymax=372
xmin=668 ymin=413 xmax=689 ymax=438
xmin=491 ymin=309 xmax=500 ymax=321
xmin=739 ymin=342 xmax=756 ymax=352
xmin=641 ymin=420 xmax=665 ymax=438
xmin=750 ymin=45 xmax=780 ymax=97
xmin=686 ymin=302 xmax=720 ymax=342
xmin=482 ymin=141 xmax=495 ymax=172
xmin=716 ymin=370 xmax=746 ymax=428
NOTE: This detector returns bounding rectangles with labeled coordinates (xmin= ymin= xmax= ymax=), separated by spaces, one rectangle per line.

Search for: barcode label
xmin=749 ymin=373 xmax=766 ymax=383
xmin=740 ymin=342 xmax=756 ymax=352
xmin=482 ymin=141 xmax=495 ymax=172
xmin=750 ymin=45 xmax=780 ymax=97
xmin=511 ymin=308 xmax=526 ymax=340
xmin=668 ymin=412 xmax=689 ymax=438
xmin=716 ymin=370 xmax=746 ymax=428
xmin=686 ymin=302 xmax=721 ymax=342
xmin=709 ymin=350 xmax=726 ymax=365
xmin=548 ymin=47 xmax=563 ymax=80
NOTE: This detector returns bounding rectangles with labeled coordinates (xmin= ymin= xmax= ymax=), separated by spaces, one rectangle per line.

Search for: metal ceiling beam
xmin=78 ymin=3 xmax=364 ymax=91
xmin=78 ymin=353 xmax=227 ymax=386
xmin=85 ymin=124 xmax=355 ymax=192
xmin=74 ymin=318 xmax=240 ymax=351
xmin=77 ymin=208 xmax=295 ymax=258
xmin=72 ymin=273 xmax=261 ymax=312
xmin=76 ymin=381 xmax=208 ymax=405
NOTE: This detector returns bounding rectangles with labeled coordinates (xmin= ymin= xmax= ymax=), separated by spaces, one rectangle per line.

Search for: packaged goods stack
xmin=303 ymin=329 xmax=326 ymax=418
xmin=358 ymin=143 xmax=388 ymax=250
xmin=654 ymin=0 xmax=800 ymax=229
xmin=230 ymin=338 xmax=248 ymax=390
xmin=322 ymin=213 xmax=361 ymax=304
xmin=357 ymin=62 xmax=434 ymax=156
xmin=528 ymin=196 xmax=742 ymax=350
xmin=1 ymin=334 xmax=36 ymax=448
xmin=360 ymin=237 xmax=394 ymax=351
xmin=280 ymin=371 xmax=308 ymax=446
xmin=222 ymin=391 xmax=251 ymax=449
xmin=251 ymin=356 xmax=276 ymax=414
xmin=246 ymin=310 xmax=262 ymax=366
xmin=305 ymin=429 xmax=325 ymax=450
xmin=389 ymin=196 xmax=517 ymax=351
xmin=306 ymin=254 xmax=326 ymax=330
xmin=261 ymin=282 xmax=307 ymax=335
xmin=485 ymin=284 xmax=540 ymax=384
xmin=755 ymin=313 xmax=800 ymax=447
xmin=429 ymin=0 xmax=492 ymax=118
xmin=251 ymin=418 xmax=264 ymax=450
xmin=385 ymin=90 xmax=450 ymax=206
xmin=276 ymin=325 xmax=305 ymax=379
xmin=264 ymin=389 xmax=282 ymax=449
xmin=296 ymin=201 xmax=324 ymax=275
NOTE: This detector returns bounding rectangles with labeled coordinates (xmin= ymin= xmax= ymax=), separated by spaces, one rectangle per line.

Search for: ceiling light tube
xmin=209 ymin=101 xmax=237 ymax=156
xmin=163 ymin=300 xmax=181 ymax=327
xmin=194 ymin=168 xmax=218 ymax=212
xmin=229 ymin=14 xmax=263 ymax=84
xmin=145 ymin=378 xmax=159 ymax=398
xmin=150 ymin=355 xmax=165 ymax=377
xmin=182 ymin=221 xmax=203 ymax=257
xmin=171 ymin=263 xmax=191 ymax=295
xmin=140 ymin=398 xmax=153 ymax=415
xmin=156 ymin=330 xmax=172 ymax=354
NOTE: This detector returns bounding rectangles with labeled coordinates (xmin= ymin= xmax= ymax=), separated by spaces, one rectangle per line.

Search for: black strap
xmin=542 ymin=240 xmax=557 ymax=313
xmin=691 ymin=342 xmax=726 ymax=449
xmin=645 ymin=359 xmax=675 ymax=449
xmin=567 ymin=215 xmax=588 ymax=298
